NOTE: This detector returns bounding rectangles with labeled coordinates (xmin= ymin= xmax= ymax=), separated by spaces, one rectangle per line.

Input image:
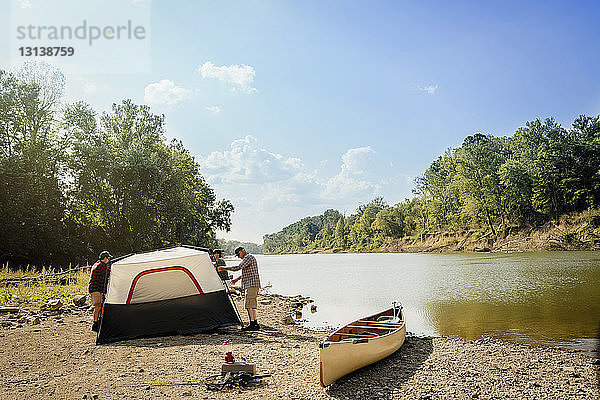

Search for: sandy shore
xmin=0 ymin=293 xmax=598 ymax=399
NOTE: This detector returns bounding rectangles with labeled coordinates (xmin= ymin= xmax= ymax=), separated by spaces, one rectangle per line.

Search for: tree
xmin=349 ymin=198 xmax=386 ymax=248
xmin=510 ymin=118 xmax=568 ymax=219
xmin=0 ymin=64 xmax=69 ymax=266
xmin=63 ymin=100 xmax=233 ymax=256
xmin=498 ymin=158 xmax=535 ymax=224
xmin=372 ymin=206 xmax=405 ymax=240
xmin=415 ymin=150 xmax=462 ymax=229
xmin=564 ymin=115 xmax=600 ymax=209
xmin=334 ymin=216 xmax=348 ymax=248
xmin=453 ymin=133 xmax=507 ymax=234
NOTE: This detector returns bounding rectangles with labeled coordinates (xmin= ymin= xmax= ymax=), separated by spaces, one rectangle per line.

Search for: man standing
xmin=218 ymin=246 xmax=261 ymax=331
xmin=88 ymin=250 xmax=112 ymax=332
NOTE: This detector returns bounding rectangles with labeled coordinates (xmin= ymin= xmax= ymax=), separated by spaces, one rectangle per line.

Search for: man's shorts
xmin=244 ymin=286 xmax=259 ymax=309
xmin=90 ymin=292 xmax=103 ymax=306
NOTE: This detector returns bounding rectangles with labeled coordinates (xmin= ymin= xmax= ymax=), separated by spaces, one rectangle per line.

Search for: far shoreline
xmin=260 ymin=247 xmax=600 ymax=255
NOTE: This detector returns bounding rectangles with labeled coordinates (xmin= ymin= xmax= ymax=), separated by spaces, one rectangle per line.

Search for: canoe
xmin=319 ymin=303 xmax=406 ymax=386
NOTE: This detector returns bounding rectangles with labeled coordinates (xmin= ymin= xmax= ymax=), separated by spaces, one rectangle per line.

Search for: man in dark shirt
xmin=213 ymin=249 xmax=229 ymax=281
xmin=88 ymin=250 xmax=111 ymax=332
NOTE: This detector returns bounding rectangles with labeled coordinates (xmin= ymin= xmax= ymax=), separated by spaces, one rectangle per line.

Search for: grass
xmin=0 ymin=263 xmax=89 ymax=311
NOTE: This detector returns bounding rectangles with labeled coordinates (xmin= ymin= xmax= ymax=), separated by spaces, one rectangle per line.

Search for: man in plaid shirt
xmin=219 ymin=246 xmax=261 ymax=331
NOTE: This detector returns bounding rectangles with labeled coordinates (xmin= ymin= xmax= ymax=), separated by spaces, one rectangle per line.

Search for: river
xmin=233 ymin=252 xmax=600 ymax=353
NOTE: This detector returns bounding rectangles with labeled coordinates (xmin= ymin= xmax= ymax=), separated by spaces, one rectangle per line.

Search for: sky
xmin=1 ymin=0 xmax=600 ymax=243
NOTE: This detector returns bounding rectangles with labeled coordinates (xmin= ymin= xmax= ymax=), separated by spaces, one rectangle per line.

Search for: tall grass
xmin=0 ymin=263 xmax=89 ymax=310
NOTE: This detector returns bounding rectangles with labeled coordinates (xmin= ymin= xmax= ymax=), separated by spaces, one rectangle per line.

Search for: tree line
xmin=263 ymin=115 xmax=600 ymax=253
xmin=0 ymin=62 xmax=233 ymax=267
xmin=216 ymin=239 xmax=262 ymax=255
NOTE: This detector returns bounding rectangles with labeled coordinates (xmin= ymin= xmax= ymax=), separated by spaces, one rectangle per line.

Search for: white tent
xmin=97 ymin=246 xmax=241 ymax=344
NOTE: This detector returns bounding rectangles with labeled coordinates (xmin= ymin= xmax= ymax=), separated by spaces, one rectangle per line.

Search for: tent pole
xmin=223 ymin=279 xmax=244 ymax=327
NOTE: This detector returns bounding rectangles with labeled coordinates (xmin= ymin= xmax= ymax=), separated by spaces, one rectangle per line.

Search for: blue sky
xmin=2 ymin=0 xmax=600 ymax=243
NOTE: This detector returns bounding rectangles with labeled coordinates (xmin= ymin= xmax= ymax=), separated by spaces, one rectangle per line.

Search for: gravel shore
xmin=1 ymin=293 xmax=598 ymax=399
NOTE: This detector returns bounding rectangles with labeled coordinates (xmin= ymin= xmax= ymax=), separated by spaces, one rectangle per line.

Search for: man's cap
xmin=234 ymin=246 xmax=244 ymax=256
xmin=212 ymin=249 xmax=222 ymax=255
xmin=99 ymin=250 xmax=112 ymax=260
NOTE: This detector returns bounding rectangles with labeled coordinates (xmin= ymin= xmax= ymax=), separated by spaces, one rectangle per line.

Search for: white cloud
xmin=199 ymin=138 xmax=413 ymax=243
xmin=68 ymin=74 xmax=98 ymax=95
xmin=418 ymin=84 xmax=438 ymax=94
xmin=83 ymin=82 xmax=97 ymax=93
xmin=198 ymin=61 xmax=257 ymax=93
xmin=21 ymin=0 xmax=32 ymax=9
xmin=144 ymin=79 xmax=190 ymax=105
xmin=323 ymin=147 xmax=379 ymax=199
xmin=197 ymin=135 xmax=303 ymax=184
xmin=205 ymin=106 xmax=221 ymax=114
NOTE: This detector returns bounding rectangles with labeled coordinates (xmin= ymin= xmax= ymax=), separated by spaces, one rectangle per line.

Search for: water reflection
xmin=254 ymin=252 xmax=600 ymax=351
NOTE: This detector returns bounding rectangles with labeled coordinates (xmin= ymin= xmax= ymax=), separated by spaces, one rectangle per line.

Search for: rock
xmin=46 ymin=300 xmax=63 ymax=310
xmin=282 ymin=315 xmax=294 ymax=325
xmin=0 ymin=306 xmax=20 ymax=314
xmin=59 ymin=306 xmax=72 ymax=314
xmin=29 ymin=317 xmax=41 ymax=325
xmin=310 ymin=305 xmax=317 ymax=313
xmin=259 ymin=299 xmax=272 ymax=305
xmin=291 ymin=302 xmax=304 ymax=309
xmin=295 ymin=311 xmax=302 ymax=319
xmin=183 ymin=391 xmax=192 ymax=396
xmin=73 ymin=295 xmax=87 ymax=307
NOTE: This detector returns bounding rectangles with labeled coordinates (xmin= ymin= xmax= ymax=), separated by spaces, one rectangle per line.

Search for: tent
xmin=97 ymin=246 xmax=241 ymax=344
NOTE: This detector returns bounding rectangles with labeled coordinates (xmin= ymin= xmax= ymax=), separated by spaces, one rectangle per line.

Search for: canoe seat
xmin=346 ymin=325 xmax=398 ymax=330
xmin=357 ymin=319 xmax=403 ymax=326
xmin=335 ymin=332 xmax=378 ymax=338
xmin=377 ymin=315 xmax=401 ymax=323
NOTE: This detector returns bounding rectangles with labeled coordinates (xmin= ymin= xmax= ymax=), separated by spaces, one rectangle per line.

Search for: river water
xmin=237 ymin=252 xmax=600 ymax=353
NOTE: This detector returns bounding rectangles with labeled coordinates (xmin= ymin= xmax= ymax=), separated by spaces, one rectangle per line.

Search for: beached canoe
xmin=319 ymin=303 xmax=406 ymax=386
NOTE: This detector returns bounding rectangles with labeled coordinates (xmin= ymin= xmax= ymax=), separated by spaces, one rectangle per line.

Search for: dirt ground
xmin=1 ymin=294 xmax=598 ymax=399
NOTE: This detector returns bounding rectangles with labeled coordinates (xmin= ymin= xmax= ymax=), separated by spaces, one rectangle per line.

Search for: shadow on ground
xmin=103 ymin=325 xmax=318 ymax=348
xmin=327 ymin=335 xmax=434 ymax=400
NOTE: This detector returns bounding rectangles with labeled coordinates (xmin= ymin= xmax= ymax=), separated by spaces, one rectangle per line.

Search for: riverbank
xmin=267 ymin=211 xmax=600 ymax=254
xmin=1 ymin=292 xmax=598 ymax=399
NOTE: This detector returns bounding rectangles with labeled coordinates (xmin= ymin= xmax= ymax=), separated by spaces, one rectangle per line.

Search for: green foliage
xmin=263 ymin=209 xmax=343 ymax=253
xmin=0 ymin=64 xmax=69 ymax=265
xmin=0 ymin=264 xmax=89 ymax=309
xmin=453 ymin=133 xmax=507 ymax=234
xmin=263 ymin=117 xmax=600 ymax=254
xmin=415 ymin=150 xmax=461 ymax=228
xmin=217 ymin=239 xmax=262 ymax=255
xmin=0 ymin=64 xmax=233 ymax=266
